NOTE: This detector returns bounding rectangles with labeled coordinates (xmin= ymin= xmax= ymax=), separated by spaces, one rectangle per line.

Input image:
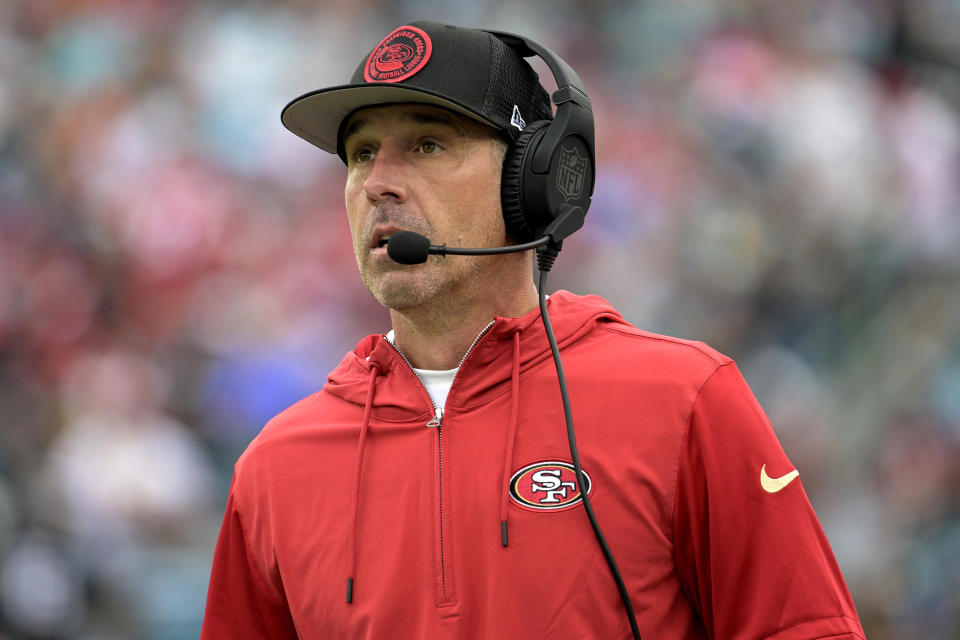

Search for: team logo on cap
xmin=509 ymin=461 xmax=592 ymax=511
xmin=364 ymin=25 xmax=433 ymax=83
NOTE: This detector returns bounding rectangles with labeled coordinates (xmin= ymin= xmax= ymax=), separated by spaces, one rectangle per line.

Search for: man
xmin=202 ymin=21 xmax=865 ymax=639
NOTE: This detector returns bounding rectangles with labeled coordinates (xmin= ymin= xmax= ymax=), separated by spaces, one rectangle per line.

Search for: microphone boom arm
xmin=430 ymin=236 xmax=550 ymax=256
xmin=388 ymin=205 xmax=585 ymax=265
xmin=429 ymin=204 xmax=585 ymax=257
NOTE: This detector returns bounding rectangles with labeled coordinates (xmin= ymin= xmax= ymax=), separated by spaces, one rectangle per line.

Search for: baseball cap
xmin=281 ymin=21 xmax=553 ymax=163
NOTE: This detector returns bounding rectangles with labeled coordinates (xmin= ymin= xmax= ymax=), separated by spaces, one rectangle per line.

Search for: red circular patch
xmin=509 ymin=461 xmax=592 ymax=512
xmin=364 ymin=26 xmax=433 ymax=83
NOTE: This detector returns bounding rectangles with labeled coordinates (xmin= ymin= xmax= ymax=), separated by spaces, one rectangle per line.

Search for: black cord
xmin=536 ymin=247 xmax=642 ymax=640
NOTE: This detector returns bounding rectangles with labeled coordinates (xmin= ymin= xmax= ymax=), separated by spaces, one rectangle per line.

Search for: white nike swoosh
xmin=760 ymin=464 xmax=799 ymax=493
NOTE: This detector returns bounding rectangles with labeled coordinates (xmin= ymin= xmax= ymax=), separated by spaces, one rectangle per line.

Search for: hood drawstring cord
xmin=347 ymin=363 xmax=381 ymax=603
xmin=499 ymin=329 xmax=522 ymax=547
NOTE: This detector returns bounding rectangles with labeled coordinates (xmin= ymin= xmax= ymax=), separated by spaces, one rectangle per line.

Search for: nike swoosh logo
xmin=760 ymin=464 xmax=799 ymax=493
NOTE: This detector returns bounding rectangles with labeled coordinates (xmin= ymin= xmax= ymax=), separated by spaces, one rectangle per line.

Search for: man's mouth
xmin=371 ymin=226 xmax=402 ymax=251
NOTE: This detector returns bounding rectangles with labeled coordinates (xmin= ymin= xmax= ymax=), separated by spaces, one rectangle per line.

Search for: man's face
xmin=342 ymin=104 xmax=507 ymax=311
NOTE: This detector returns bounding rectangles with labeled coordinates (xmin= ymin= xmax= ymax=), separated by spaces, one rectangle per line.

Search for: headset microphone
xmin=385 ymin=231 xmax=431 ymax=265
xmin=386 ymin=231 xmax=550 ymax=265
xmin=386 ymin=204 xmax=587 ymax=266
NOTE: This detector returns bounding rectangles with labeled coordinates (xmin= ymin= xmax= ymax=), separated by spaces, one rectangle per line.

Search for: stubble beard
xmin=360 ymin=253 xmax=487 ymax=314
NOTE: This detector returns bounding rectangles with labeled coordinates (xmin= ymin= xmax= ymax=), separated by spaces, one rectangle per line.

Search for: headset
xmin=489 ymin=30 xmax=597 ymax=248
xmin=488 ymin=30 xmax=643 ymax=640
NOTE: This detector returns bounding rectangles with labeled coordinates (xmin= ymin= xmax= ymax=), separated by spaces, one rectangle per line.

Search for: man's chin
xmin=361 ymin=256 xmax=480 ymax=312
xmin=364 ymin=271 xmax=432 ymax=311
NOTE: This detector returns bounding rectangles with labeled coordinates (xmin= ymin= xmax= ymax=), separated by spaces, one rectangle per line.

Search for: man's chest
xmin=264 ymin=389 xmax=702 ymax=639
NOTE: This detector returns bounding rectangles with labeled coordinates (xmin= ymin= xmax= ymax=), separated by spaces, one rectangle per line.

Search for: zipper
xmin=385 ymin=320 xmax=495 ymax=427
xmin=383 ymin=321 xmax=495 ymax=604
xmin=387 ymin=341 xmax=441 ymax=422
xmin=457 ymin=321 xmax=496 ymax=370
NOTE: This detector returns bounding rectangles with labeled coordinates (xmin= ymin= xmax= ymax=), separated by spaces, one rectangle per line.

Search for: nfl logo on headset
xmin=556 ymin=145 xmax=588 ymax=200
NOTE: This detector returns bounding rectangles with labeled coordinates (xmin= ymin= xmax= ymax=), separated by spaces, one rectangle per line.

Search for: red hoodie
xmin=202 ymin=291 xmax=864 ymax=639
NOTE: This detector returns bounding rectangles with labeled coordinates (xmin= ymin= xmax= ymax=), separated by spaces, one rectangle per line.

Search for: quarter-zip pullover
xmin=202 ymin=291 xmax=864 ymax=639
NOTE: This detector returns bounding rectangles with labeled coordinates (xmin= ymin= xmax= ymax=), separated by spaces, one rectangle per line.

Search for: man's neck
xmin=388 ymin=282 xmax=538 ymax=370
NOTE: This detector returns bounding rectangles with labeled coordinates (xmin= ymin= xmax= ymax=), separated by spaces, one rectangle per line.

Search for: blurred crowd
xmin=1 ymin=0 xmax=958 ymax=638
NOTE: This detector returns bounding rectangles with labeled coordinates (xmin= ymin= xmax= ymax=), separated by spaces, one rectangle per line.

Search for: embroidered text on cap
xmin=364 ymin=25 xmax=433 ymax=83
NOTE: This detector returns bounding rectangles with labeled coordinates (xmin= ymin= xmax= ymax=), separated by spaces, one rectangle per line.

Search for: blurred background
xmin=0 ymin=0 xmax=958 ymax=638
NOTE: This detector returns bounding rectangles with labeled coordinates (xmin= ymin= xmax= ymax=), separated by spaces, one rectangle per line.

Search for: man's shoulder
xmin=590 ymin=319 xmax=733 ymax=376
xmin=550 ymin=291 xmax=731 ymax=371
xmin=234 ymin=387 xmax=343 ymax=469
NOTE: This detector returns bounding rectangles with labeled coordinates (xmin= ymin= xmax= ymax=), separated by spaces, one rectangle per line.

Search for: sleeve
xmin=673 ymin=362 xmax=865 ymax=640
xmin=201 ymin=476 xmax=299 ymax=640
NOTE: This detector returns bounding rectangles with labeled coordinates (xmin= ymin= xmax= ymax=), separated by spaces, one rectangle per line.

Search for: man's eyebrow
xmin=341 ymin=109 xmax=466 ymax=146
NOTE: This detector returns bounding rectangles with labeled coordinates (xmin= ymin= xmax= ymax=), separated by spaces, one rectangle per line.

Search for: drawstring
xmin=499 ymin=329 xmax=522 ymax=547
xmin=347 ymin=364 xmax=380 ymax=603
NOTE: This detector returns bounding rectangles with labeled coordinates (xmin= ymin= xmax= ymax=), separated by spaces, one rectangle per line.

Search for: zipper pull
xmin=426 ymin=407 xmax=443 ymax=428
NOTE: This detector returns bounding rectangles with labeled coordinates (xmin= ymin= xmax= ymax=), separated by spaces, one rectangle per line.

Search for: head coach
xmin=201 ymin=21 xmax=865 ymax=640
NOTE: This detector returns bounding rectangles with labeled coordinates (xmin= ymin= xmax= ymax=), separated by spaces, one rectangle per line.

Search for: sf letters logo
xmin=530 ymin=469 xmax=576 ymax=503
xmin=509 ymin=461 xmax=592 ymax=511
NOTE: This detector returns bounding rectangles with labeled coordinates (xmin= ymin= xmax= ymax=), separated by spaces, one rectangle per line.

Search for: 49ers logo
xmin=509 ymin=461 xmax=592 ymax=511
xmin=364 ymin=26 xmax=432 ymax=83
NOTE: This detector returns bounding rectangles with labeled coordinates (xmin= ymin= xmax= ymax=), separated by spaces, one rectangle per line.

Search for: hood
xmin=323 ymin=290 xmax=626 ymax=418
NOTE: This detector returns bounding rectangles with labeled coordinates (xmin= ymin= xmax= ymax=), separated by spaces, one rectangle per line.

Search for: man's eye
xmin=352 ymin=148 xmax=375 ymax=163
xmin=417 ymin=140 xmax=441 ymax=154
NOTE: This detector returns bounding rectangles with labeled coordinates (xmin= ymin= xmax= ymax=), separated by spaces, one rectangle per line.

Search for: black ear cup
xmin=500 ymin=121 xmax=550 ymax=243
xmin=490 ymin=29 xmax=595 ymax=248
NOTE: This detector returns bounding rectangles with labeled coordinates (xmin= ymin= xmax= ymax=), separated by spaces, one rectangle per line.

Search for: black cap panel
xmin=281 ymin=21 xmax=552 ymax=158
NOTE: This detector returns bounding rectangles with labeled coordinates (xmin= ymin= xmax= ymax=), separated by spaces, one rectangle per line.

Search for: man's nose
xmin=363 ymin=145 xmax=408 ymax=204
